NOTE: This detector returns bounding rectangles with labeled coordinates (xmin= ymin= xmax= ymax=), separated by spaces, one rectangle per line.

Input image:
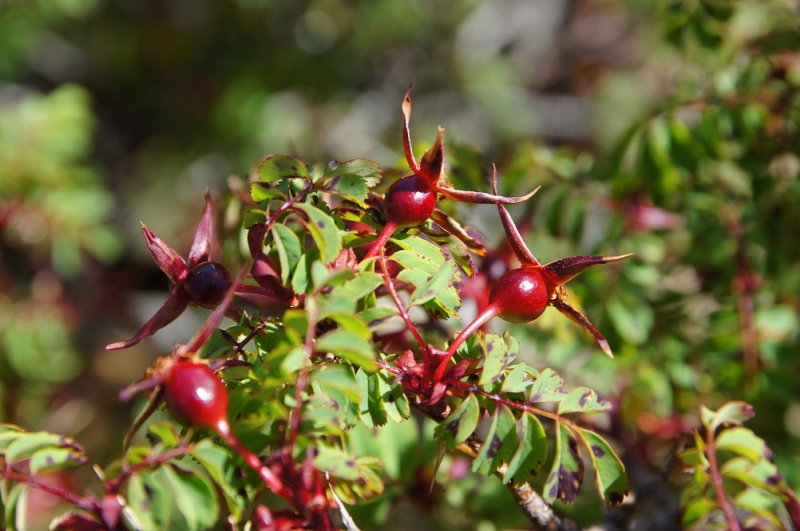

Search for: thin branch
xmin=378 ymin=246 xmax=426 ymax=352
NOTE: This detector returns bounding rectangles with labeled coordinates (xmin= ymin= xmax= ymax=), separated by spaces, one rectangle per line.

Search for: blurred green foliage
xmin=1 ymin=0 xmax=799 ymax=529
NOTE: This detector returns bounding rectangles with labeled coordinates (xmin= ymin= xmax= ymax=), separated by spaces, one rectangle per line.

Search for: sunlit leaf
xmin=558 ymin=387 xmax=612 ymax=414
xmin=270 ymin=223 xmax=303 ymax=284
xmin=408 ymin=261 xmax=456 ymax=306
xmin=527 ymin=368 xmax=567 ymax=403
xmin=576 ymin=427 xmax=628 ymax=506
xmin=316 ymin=330 xmax=376 ymax=371
xmin=472 ymin=405 xmax=517 ymax=476
xmin=543 ymin=423 xmax=584 ymax=505
xmin=292 ymin=203 xmax=342 ymax=264
xmin=258 ymin=155 xmax=311 ymax=182
xmin=503 ymin=413 xmax=547 ymax=485
xmin=434 ymin=394 xmax=479 ymax=451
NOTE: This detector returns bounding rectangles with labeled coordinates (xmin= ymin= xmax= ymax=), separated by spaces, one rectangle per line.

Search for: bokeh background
xmin=2 ymin=0 xmax=799 ymax=529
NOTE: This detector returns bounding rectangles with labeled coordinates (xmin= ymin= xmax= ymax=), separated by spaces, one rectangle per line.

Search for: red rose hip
xmin=164 ymin=360 xmax=229 ymax=432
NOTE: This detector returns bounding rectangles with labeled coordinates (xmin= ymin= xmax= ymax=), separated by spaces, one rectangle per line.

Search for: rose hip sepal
xmin=363 ymin=86 xmax=539 ymax=260
xmin=433 ymin=167 xmax=633 ymax=382
xmin=106 ymin=192 xmax=280 ymax=350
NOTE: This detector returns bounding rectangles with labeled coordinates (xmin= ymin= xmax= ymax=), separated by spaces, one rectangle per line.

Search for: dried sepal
xmin=106 ymin=289 xmax=190 ymax=350
xmin=550 ymin=295 xmax=613 ymax=358
xmin=188 ymin=191 xmax=214 ymax=267
xmin=492 ymin=165 xmax=540 ymax=266
xmin=142 ymin=223 xmax=188 ymax=283
xmin=543 ymin=254 xmax=634 ymax=286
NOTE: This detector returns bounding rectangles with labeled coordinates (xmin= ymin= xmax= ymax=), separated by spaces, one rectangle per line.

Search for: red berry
xmin=489 ymin=268 xmax=554 ymax=323
xmin=164 ymin=360 xmax=229 ymax=432
xmin=384 ymin=175 xmax=437 ymax=228
xmin=184 ymin=262 xmax=231 ymax=308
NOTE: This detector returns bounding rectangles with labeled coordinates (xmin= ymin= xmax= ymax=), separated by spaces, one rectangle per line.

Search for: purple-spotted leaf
xmin=292 ymin=203 xmax=342 ymax=264
xmin=499 ymin=364 xmax=536 ymax=395
xmin=270 ymin=224 xmax=303 ymax=284
xmin=472 ymin=405 xmax=517 ymax=476
xmin=126 ymin=471 xmax=171 ymax=530
xmin=478 ymin=332 xmax=518 ymax=387
xmin=503 ymin=413 xmax=547 ymax=484
xmin=527 ymin=368 xmax=568 ymax=403
xmin=258 ymin=155 xmax=311 ymax=182
xmin=408 ymin=261 xmax=456 ymax=306
xmin=28 ymin=447 xmax=88 ymax=474
xmin=422 ymin=226 xmax=478 ymax=277
xmin=4 ymin=431 xmax=84 ymax=465
xmin=557 ymin=387 xmax=612 ymax=414
xmin=314 ymin=446 xmax=363 ymax=482
xmin=434 ymin=394 xmax=480 ymax=451
xmin=701 ymin=401 xmax=756 ymax=433
xmin=250 ymin=181 xmax=286 ymax=203
xmin=576 ymin=427 xmax=628 ymax=506
xmin=715 ymin=427 xmax=768 ymax=462
xmin=721 ymin=457 xmax=785 ymax=494
xmin=390 ymin=233 xmax=450 ymax=269
xmin=543 ymin=423 xmax=584 ymax=505
xmin=429 ymin=209 xmax=487 ymax=258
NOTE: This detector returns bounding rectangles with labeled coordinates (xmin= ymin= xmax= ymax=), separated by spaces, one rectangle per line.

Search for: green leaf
xmin=478 ymin=332 xmax=518 ymax=387
xmin=390 ymin=249 xmax=443 ymax=276
xmin=292 ymin=203 xmax=342 ymax=264
xmin=250 ymin=181 xmax=286 ymax=202
xmin=701 ymin=401 xmax=755 ymax=433
xmin=3 ymin=483 xmax=27 ymax=531
xmin=715 ymin=427 xmax=767 ymax=462
xmin=329 ymin=271 xmax=383 ymax=302
xmin=314 ymin=446 xmax=362 ymax=481
xmin=357 ymin=369 xmax=386 ymax=428
xmin=434 ymin=394 xmax=479 ymax=451
xmin=0 ymin=425 xmax=24 ymax=451
xmin=558 ymin=387 xmax=612 ymax=414
xmin=316 ymin=330 xmax=376 ymax=371
xmin=325 ymin=159 xmax=382 ymax=187
xmin=527 ymin=368 xmax=568 ymax=403
xmin=189 ymin=440 xmax=243 ymax=519
xmin=503 ymin=413 xmax=547 ymax=485
xmin=161 ymin=464 xmax=219 ymax=531
xmin=126 ymin=471 xmax=172 ymax=531
xmin=360 ymin=306 xmax=398 ymax=330
xmin=28 ymin=447 xmax=87 ymax=474
xmin=258 ymin=155 xmax=311 ymax=182
xmin=147 ymin=421 xmax=182 ymax=449
xmin=472 ymin=406 xmax=517 ymax=477
xmin=377 ymin=370 xmax=411 ymax=423
xmin=499 ymin=364 xmax=535 ymax=395
xmin=543 ymin=423 xmax=584 ymax=505
xmin=270 ymin=223 xmax=303 ymax=284
xmin=389 ymin=234 xmax=448 ymax=268
xmin=5 ymin=432 xmax=79 ymax=465
xmin=721 ymin=456 xmax=785 ymax=493
xmin=682 ymin=497 xmax=717 ymax=527
xmin=311 ymin=364 xmax=361 ymax=404
xmin=423 ymin=229 xmax=478 ymax=277
xmin=408 ymin=261 xmax=456 ymax=306
xmin=576 ymin=428 xmax=628 ymax=506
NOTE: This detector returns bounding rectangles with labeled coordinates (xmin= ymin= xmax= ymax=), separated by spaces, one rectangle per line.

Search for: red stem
xmin=216 ymin=423 xmax=293 ymax=506
xmin=1 ymin=468 xmax=97 ymax=512
xmin=706 ymin=426 xmax=741 ymax=531
xmin=363 ymin=221 xmax=398 ymax=260
xmin=781 ymin=486 xmax=800 ymax=529
xmin=433 ymin=303 xmax=501 ymax=383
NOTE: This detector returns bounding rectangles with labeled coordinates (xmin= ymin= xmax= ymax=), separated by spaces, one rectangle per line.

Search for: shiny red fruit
xmin=489 ymin=268 xmax=554 ymax=323
xmin=384 ymin=175 xmax=437 ymax=228
xmin=164 ymin=360 xmax=228 ymax=432
xmin=184 ymin=262 xmax=231 ymax=309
